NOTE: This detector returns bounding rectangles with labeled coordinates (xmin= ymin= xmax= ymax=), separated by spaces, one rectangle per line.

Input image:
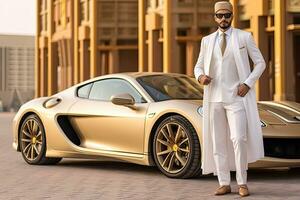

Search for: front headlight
xmin=197 ymin=106 xmax=203 ymax=116
xmin=260 ymin=120 xmax=267 ymax=127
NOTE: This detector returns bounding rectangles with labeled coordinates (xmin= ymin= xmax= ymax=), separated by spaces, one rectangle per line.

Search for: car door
xmin=68 ymin=78 xmax=149 ymax=154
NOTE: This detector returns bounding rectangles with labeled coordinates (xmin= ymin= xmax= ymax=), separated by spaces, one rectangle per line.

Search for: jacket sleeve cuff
xmin=243 ymin=79 xmax=253 ymax=89
xmin=195 ymin=73 xmax=204 ymax=83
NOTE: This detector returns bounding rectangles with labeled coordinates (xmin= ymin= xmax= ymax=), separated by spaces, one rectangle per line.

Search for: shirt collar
xmin=218 ymin=26 xmax=232 ymax=37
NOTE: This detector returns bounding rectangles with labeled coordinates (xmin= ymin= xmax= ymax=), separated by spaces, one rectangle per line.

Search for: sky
xmin=0 ymin=0 xmax=35 ymax=35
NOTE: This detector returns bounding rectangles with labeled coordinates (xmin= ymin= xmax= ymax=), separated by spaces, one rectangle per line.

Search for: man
xmin=194 ymin=1 xmax=265 ymax=197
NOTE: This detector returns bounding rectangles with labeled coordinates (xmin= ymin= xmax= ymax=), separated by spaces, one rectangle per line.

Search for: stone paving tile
xmin=1 ymin=113 xmax=300 ymax=200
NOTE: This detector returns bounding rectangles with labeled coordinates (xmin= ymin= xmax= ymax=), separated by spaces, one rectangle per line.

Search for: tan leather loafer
xmin=239 ymin=185 xmax=250 ymax=197
xmin=214 ymin=185 xmax=231 ymax=195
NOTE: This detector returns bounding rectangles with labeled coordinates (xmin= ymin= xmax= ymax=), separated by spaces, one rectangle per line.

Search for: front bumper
xmin=264 ymin=138 xmax=300 ymax=159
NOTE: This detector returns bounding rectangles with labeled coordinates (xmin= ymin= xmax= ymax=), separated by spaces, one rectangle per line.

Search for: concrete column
xmin=138 ymin=0 xmax=147 ymax=72
xmin=274 ymin=0 xmax=286 ymax=101
xmin=66 ymin=39 xmax=73 ymax=87
xmin=73 ymin=0 xmax=79 ymax=84
xmin=35 ymin=0 xmax=41 ymax=97
xmin=90 ymin=0 xmax=98 ymax=78
xmin=79 ymin=40 xmax=84 ymax=82
xmin=58 ymin=40 xmax=66 ymax=90
xmin=230 ymin=0 xmax=239 ymax=28
xmin=47 ymin=0 xmax=57 ymax=96
xmin=285 ymin=14 xmax=295 ymax=100
xmin=163 ymin=0 xmax=172 ymax=73
xmin=40 ymin=48 xmax=47 ymax=97
xmin=251 ymin=16 xmax=269 ymax=100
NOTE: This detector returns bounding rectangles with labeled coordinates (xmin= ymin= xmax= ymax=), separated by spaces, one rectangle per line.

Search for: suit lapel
xmin=231 ymin=28 xmax=244 ymax=80
xmin=205 ymin=31 xmax=218 ymax=76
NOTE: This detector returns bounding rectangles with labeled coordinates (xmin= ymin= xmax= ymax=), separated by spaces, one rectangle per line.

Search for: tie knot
xmin=222 ymin=32 xmax=226 ymax=38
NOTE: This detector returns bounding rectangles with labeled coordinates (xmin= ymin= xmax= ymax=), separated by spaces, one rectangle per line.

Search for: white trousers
xmin=210 ymin=101 xmax=248 ymax=185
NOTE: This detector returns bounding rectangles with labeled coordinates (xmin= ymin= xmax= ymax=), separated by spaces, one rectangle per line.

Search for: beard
xmin=219 ymin=20 xmax=232 ymax=29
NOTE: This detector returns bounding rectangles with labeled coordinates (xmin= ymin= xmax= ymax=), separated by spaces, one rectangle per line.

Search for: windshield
xmin=136 ymin=75 xmax=203 ymax=102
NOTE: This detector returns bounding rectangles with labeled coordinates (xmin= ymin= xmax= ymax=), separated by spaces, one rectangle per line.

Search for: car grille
xmin=263 ymin=138 xmax=300 ymax=159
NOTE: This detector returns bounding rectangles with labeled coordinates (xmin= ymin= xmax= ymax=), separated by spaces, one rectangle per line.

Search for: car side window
xmin=77 ymin=83 xmax=93 ymax=98
xmin=88 ymin=79 xmax=146 ymax=103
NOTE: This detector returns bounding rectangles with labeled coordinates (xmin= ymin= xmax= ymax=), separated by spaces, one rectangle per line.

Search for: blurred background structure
xmin=232 ymin=0 xmax=300 ymax=102
xmin=139 ymin=0 xmax=215 ymax=76
xmin=32 ymin=0 xmax=300 ymax=103
xmin=0 ymin=35 xmax=35 ymax=111
xmin=35 ymin=0 xmax=138 ymax=97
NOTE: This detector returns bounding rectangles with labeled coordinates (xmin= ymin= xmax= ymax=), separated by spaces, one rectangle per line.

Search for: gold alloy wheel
xmin=21 ymin=119 xmax=43 ymax=161
xmin=155 ymin=122 xmax=190 ymax=174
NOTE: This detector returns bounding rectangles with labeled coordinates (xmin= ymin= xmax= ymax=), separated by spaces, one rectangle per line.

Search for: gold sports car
xmin=12 ymin=72 xmax=300 ymax=178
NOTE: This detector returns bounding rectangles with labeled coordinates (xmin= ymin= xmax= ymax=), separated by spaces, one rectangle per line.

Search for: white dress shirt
xmin=209 ymin=26 xmax=243 ymax=103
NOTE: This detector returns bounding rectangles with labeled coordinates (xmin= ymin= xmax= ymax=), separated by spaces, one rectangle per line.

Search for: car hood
xmin=183 ymin=99 xmax=203 ymax=106
xmin=173 ymin=100 xmax=300 ymax=125
xmin=258 ymin=101 xmax=300 ymax=125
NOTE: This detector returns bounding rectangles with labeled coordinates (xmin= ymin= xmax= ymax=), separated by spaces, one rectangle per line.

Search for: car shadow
xmin=247 ymin=167 xmax=300 ymax=181
xmin=56 ymin=159 xmax=216 ymax=181
xmin=57 ymin=159 xmax=300 ymax=181
xmin=58 ymin=159 xmax=161 ymax=175
xmin=58 ymin=159 xmax=300 ymax=181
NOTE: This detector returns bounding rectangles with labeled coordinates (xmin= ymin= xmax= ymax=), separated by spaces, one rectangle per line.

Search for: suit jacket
xmin=194 ymin=28 xmax=266 ymax=175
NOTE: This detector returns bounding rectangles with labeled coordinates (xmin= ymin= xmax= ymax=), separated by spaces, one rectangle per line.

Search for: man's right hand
xmin=198 ymin=75 xmax=213 ymax=85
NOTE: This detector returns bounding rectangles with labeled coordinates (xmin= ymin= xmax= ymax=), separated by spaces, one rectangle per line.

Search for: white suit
xmin=194 ymin=28 xmax=266 ymax=180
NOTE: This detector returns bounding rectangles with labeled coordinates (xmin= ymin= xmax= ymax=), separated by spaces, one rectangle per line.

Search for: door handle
xmin=44 ymin=97 xmax=62 ymax=108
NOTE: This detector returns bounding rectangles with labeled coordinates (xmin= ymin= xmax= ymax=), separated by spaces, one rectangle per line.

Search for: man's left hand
xmin=237 ymin=83 xmax=250 ymax=97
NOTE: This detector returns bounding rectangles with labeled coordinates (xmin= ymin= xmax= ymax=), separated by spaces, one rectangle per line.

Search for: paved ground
xmin=1 ymin=113 xmax=300 ymax=200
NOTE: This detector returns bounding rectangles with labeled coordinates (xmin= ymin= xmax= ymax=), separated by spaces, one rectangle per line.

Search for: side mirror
xmin=110 ymin=93 xmax=135 ymax=108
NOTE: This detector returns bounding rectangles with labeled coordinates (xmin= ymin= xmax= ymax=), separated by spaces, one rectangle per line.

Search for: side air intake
xmin=57 ymin=115 xmax=81 ymax=146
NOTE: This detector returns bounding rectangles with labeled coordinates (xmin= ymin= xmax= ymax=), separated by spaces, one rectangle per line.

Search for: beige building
xmin=231 ymin=0 xmax=300 ymax=102
xmin=140 ymin=0 xmax=300 ymax=102
xmin=36 ymin=0 xmax=138 ymax=97
xmin=0 ymin=35 xmax=35 ymax=111
xmin=139 ymin=0 xmax=217 ymax=76
xmin=36 ymin=0 xmax=300 ymax=103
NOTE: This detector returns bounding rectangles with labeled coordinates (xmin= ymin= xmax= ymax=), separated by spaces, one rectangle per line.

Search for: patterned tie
xmin=221 ymin=32 xmax=226 ymax=55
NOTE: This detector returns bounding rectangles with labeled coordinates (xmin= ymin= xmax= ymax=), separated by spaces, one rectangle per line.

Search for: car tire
xmin=19 ymin=114 xmax=62 ymax=165
xmin=153 ymin=115 xmax=201 ymax=178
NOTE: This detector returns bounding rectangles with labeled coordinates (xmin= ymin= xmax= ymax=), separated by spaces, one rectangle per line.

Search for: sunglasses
xmin=215 ymin=13 xmax=232 ymax=19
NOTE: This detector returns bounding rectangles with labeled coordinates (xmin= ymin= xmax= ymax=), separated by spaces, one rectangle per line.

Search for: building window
xmin=294 ymin=16 xmax=300 ymax=24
